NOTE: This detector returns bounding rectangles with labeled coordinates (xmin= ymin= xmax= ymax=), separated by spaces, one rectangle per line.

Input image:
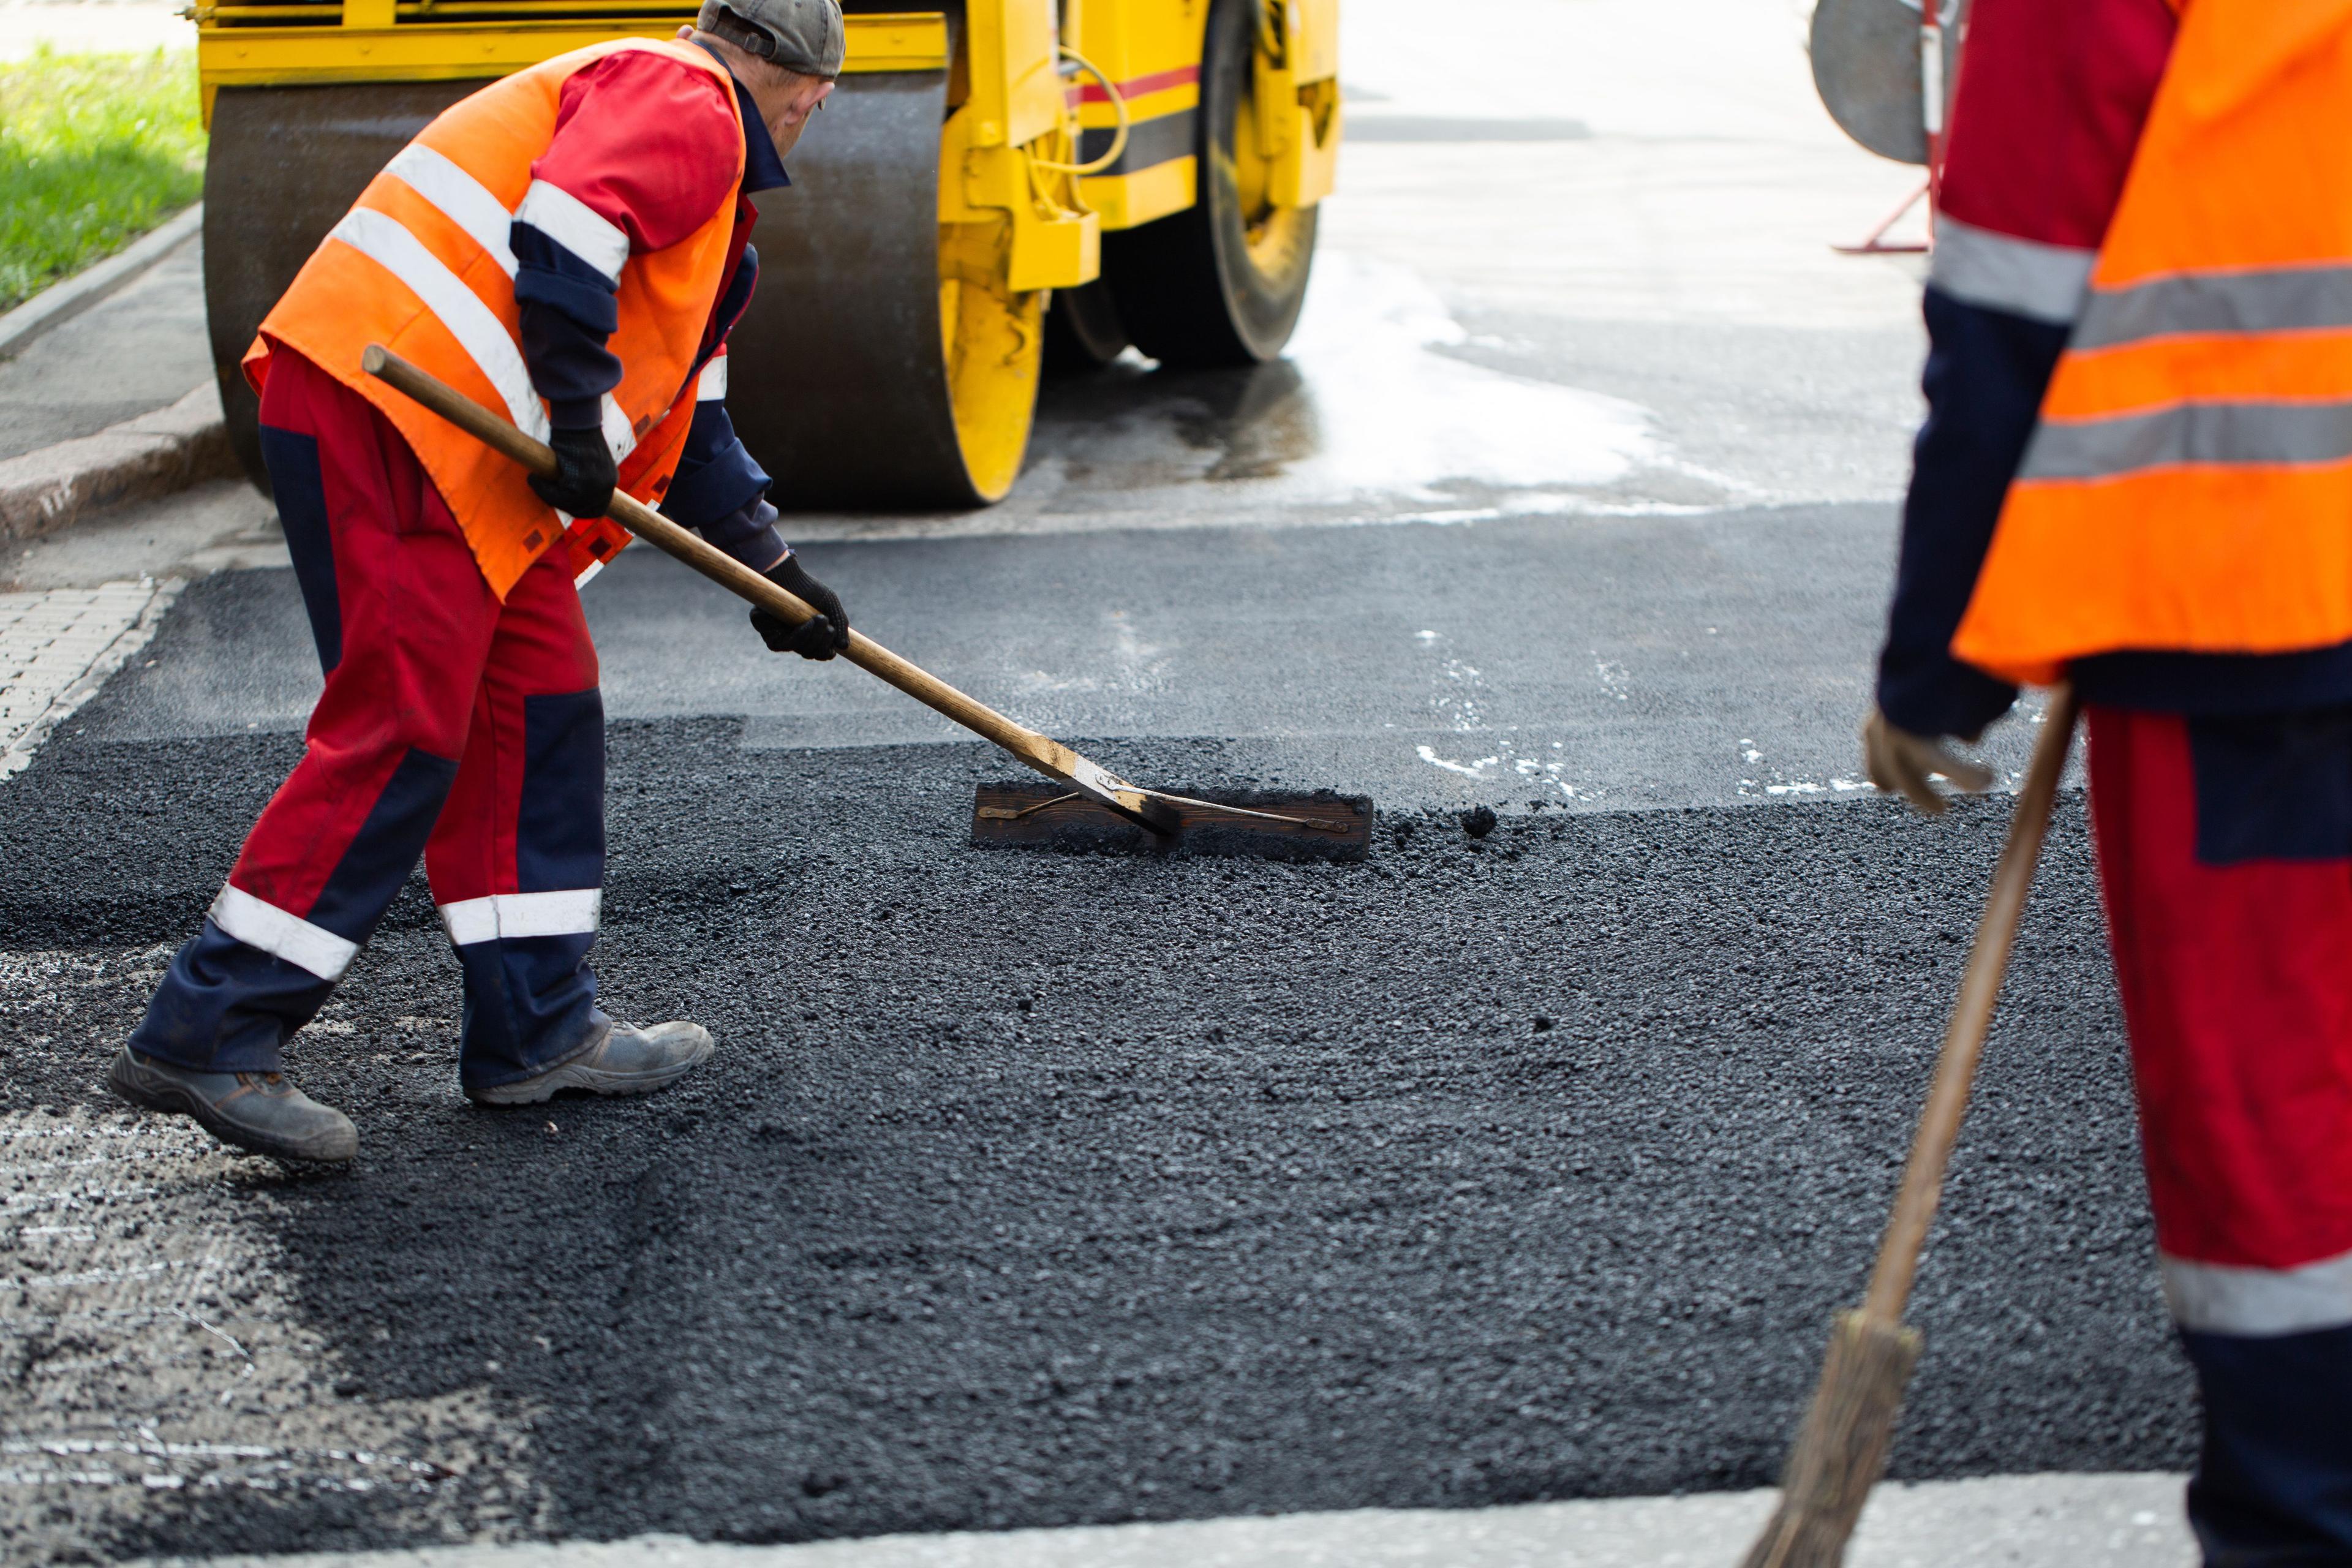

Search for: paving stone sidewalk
xmin=0 ymin=580 xmax=178 ymax=780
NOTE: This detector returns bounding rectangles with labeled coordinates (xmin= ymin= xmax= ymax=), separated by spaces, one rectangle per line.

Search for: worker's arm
xmin=510 ymin=51 xmax=741 ymax=434
xmin=665 ymin=377 xmax=849 ymax=658
xmin=659 ymin=265 xmax=849 ymax=657
xmin=1868 ymin=0 xmax=2176 ymax=808
xmin=1874 ymin=291 xmax=2056 ymax=741
xmin=656 ymin=244 xmax=788 ymax=573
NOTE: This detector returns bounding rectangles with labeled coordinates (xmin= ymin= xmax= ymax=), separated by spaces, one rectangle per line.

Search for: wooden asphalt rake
xmin=363 ymin=345 xmax=1371 ymax=861
xmin=1742 ymin=685 xmax=2082 ymax=1567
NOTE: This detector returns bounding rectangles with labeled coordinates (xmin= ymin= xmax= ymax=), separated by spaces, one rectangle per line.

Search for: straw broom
xmin=1741 ymin=685 xmax=2081 ymax=1568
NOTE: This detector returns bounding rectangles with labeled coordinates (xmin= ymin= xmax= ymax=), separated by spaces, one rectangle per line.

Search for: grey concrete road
xmin=0 ymin=2 xmax=2187 ymax=1564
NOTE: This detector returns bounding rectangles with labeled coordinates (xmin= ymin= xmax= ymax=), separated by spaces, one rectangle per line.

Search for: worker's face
xmin=682 ymin=28 xmax=835 ymax=158
xmin=756 ymin=72 xmax=834 ymax=157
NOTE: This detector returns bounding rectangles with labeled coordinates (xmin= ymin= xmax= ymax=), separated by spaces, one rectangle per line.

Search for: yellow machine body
xmin=194 ymin=0 xmax=1340 ymax=506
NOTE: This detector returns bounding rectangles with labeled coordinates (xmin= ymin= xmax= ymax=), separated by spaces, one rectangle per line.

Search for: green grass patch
xmin=0 ymin=48 xmax=205 ymax=312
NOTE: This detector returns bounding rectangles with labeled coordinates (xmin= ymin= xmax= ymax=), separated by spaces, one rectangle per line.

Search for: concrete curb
xmin=0 ymin=383 xmax=239 ymax=543
xmin=0 ymin=203 xmax=203 ymax=362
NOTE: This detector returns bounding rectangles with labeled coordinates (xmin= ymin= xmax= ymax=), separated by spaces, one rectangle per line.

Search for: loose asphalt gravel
xmin=0 ymin=615 xmax=2192 ymax=1558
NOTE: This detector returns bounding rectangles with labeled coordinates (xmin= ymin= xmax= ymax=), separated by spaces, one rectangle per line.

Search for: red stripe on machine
xmin=1068 ymin=64 xmax=1200 ymax=107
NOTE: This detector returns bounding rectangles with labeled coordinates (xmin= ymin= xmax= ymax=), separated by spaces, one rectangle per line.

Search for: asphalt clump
xmin=0 ymin=693 xmax=2192 ymax=1556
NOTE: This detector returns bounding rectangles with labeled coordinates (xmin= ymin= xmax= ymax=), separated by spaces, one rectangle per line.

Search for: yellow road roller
xmin=194 ymin=0 xmax=1341 ymax=507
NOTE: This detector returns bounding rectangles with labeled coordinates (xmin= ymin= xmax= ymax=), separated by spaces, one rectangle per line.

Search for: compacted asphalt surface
xmin=3 ymin=556 xmax=2184 ymax=1558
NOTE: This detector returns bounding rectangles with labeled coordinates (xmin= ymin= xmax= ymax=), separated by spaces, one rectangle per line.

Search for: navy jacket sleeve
xmin=664 ymin=393 xmax=786 ymax=570
xmin=1875 ymin=287 xmax=2068 ymax=738
xmin=511 ymin=51 xmax=742 ymax=430
xmin=513 ymin=228 xmax=622 ymax=431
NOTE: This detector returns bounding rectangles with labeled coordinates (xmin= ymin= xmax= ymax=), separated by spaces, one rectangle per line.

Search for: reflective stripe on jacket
xmin=1952 ymin=0 xmax=2352 ymax=686
xmin=246 ymin=38 xmax=745 ymax=600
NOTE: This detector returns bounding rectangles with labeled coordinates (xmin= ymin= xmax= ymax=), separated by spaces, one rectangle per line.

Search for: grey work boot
xmin=108 ymin=1047 xmax=359 ymax=1163
xmin=467 ymin=1020 xmax=714 ymax=1106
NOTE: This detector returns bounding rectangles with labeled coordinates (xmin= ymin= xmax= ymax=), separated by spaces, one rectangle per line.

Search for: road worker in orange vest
xmin=1866 ymin=0 xmax=2352 ymax=1556
xmin=108 ymin=0 xmax=852 ymax=1164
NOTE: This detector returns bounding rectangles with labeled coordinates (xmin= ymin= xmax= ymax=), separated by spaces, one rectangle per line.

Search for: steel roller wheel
xmin=1102 ymin=0 xmax=1319 ymax=368
xmin=205 ymin=81 xmax=484 ymax=493
xmin=729 ymin=45 xmax=1044 ymax=508
xmin=1042 ymin=279 xmax=1132 ymax=374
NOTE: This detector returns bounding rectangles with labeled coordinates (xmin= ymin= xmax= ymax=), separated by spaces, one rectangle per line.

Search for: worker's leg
xmin=127 ymin=348 xmax=499 ymax=1072
xmin=2086 ymin=705 xmax=2352 ymax=1561
xmin=421 ymin=542 xmax=609 ymax=1095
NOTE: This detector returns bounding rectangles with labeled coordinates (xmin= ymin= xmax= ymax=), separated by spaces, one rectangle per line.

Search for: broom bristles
xmin=1739 ymin=1310 xmax=1923 ymax=1568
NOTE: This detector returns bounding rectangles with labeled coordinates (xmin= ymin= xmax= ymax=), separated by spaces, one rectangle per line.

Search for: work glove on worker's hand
xmin=752 ymin=553 xmax=851 ymax=661
xmin=1862 ymin=706 xmax=1996 ymax=816
xmin=529 ymin=425 xmax=617 ymax=519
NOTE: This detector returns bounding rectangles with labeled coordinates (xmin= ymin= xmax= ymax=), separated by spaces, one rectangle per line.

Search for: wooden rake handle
xmin=360 ymin=346 xmax=1167 ymax=826
xmin=1860 ymin=685 xmax=2082 ymax=1325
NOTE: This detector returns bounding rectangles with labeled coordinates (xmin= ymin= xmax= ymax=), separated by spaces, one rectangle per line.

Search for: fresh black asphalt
xmin=2 ymin=575 xmax=2191 ymax=1553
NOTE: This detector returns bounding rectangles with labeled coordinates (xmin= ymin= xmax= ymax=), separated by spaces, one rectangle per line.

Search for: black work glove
xmin=751 ymin=553 xmax=851 ymax=660
xmin=528 ymin=425 xmax=617 ymax=519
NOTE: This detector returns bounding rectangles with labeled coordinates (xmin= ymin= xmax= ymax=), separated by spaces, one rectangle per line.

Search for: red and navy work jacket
xmin=516 ymin=42 xmax=794 ymax=580
xmin=1874 ymin=0 xmax=2352 ymax=733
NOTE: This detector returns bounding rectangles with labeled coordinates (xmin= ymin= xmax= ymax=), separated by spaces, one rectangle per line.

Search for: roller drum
xmin=727 ymin=66 xmax=1004 ymax=508
xmin=205 ymin=82 xmax=484 ymax=490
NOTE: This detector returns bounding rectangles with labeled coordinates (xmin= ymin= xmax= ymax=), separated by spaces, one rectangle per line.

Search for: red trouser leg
xmin=130 ymin=348 xmax=605 ymax=1082
xmin=423 ymin=541 xmax=608 ymax=1091
xmin=2086 ymin=706 xmax=2352 ymax=1560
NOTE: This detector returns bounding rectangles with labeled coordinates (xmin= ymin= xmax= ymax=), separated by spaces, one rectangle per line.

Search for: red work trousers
xmin=130 ymin=347 xmax=608 ymax=1090
xmin=2087 ymin=705 xmax=2352 ymax=1559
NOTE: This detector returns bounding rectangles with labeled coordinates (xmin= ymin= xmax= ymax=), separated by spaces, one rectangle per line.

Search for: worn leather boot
xmin=108 ymin=1047 xmax=359 ymax=1163
xmin=467 ymin=1019 xmax=714 ymax=1106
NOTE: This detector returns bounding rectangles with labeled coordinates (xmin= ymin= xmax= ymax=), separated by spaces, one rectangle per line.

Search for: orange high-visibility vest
xmin=246 ymin=38 xmax=745 ymax=598
xmin=1951 ymin=0 xmax=2352 ymax=687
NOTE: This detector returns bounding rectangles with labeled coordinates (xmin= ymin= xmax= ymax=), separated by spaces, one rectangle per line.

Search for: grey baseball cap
xmin=696 ymin=0 xmax=845 ymax=78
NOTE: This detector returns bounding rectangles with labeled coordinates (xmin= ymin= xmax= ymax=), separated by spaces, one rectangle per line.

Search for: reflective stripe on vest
xmin=250 ymin=38 xmax=744 ymax=601
xmin=1951 ymin=0 xmax=2352 ymax=687
xmin=385 ymin=144 xmax=518 ymax=278
xmin=329 ymin=207 xmax=551 ymax=445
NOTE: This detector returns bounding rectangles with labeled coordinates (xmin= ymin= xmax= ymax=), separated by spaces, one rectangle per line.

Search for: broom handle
xmin=1860 ymin=685 xmax=2081 ymax=1325
xmin=361 ymin=345 xmax=1106 ymax=790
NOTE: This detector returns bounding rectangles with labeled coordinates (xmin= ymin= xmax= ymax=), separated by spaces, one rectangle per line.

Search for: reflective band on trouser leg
xmin=208 ymin=884 xmax=359 ymax=980
xmin=2164 ymin=1252 xmax=2352 ymax=1338
xmin=327 ymin=209 xmax=551 ymax=444
xmin=426 ymin=553 xmax=608 ymax=1092
xmin=2085 ymin=706 xmax=2352 ymax=1555
xmin=439 ymin=889 xmax=603 ymax=947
